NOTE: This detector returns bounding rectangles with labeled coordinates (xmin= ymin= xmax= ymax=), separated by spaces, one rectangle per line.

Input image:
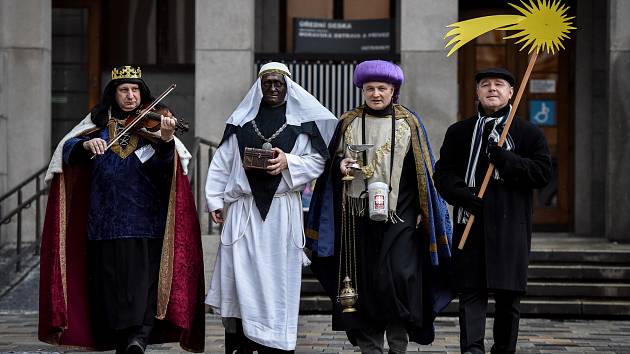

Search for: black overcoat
xmin=433 ymin=112 xmax=551 ymax=292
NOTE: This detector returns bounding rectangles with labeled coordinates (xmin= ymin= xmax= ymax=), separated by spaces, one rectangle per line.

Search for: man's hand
xmin=83 ymin=138 xmax=107 ymax=155
xmin=211 ymin=209 xmax=224 ymax=224
xmin=160 ymin=115 xmax=177 ymax=142
xmin=467 ymin=196 xmax=484 ymax=216
xmin=340 ymin=157 xmax=357 ymax=177
xmin=416 ymin=214 xmax=422 ymax=229
xmin=267 ymin=148 xmax=288 ymax=175
xmin=487 ymin=142 xmax=518 ymax=168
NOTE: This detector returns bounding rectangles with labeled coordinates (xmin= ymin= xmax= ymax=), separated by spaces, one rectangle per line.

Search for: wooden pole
xmin=457 ymin=50 xmax=539 ymax=250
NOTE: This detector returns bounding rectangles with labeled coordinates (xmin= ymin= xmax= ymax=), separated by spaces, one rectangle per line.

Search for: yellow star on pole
xmin=442 ymin=0 xmax=575 ymax=250
xmin=444 ymin=0 xmax=575 ymax=56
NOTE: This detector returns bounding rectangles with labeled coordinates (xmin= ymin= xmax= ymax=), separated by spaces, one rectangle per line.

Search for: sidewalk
xmin=1 ymin=312 xmax=629 ymax=353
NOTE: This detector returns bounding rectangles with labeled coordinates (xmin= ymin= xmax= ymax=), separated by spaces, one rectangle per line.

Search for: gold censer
xmin=337 ymin=276 xmax=358 ymax=313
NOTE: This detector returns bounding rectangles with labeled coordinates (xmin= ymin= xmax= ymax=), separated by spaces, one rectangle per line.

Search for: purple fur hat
xmin=353 ymin=60 xmax=404 ymax=103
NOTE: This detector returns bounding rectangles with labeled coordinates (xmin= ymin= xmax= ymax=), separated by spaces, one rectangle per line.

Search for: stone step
xmin=528 ymin=264 xmax=630 ymax=280
xmin=0 ymin=243 xmax=39 ymax=298
xmin=529 ymin=249 xmax=630 ymax=264
xmin=301 ymin=277 xmax=323 ymax=294
xmin=303 ymin=265 xmax=630 ymax=291
xmin=299 ymin=236 xmax=630 ymax=316
xmin=440 ymin=298 xmax=630 ymax=317
xmin=299 ymin=295 xmax=630 ymax=317
xmin=526 ymin=281 xmax=630 ymax=298
xmin=301 ymin=278 xmax=630 ymax=298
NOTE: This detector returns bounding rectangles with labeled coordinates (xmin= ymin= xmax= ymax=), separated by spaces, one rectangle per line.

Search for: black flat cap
xmin=475 ymin=67 xmax=515 ymax=86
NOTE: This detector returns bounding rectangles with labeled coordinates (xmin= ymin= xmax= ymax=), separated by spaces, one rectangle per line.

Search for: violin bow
xmin=90 ymin=83 xmax=177 ymax=159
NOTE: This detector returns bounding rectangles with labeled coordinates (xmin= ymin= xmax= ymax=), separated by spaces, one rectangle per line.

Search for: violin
xmin=92 ymin=83 xmax=179 ymax=159
xmin=126 ymin=102 xmax=190 ymax=133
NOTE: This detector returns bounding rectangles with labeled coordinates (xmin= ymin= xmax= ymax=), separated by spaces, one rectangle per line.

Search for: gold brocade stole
xmin=107 ymin=119 xmax=139 ymax=159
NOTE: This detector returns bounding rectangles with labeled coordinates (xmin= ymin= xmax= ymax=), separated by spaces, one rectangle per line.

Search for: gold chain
xmin=338 ymin=182 xmax=347 ymax=293
xmin=338 ymin=181 xmax=359 ymax=295
xmin=351 ymin=204 xmax=357 ymax=289
xmin=344 ymin=123 xmax=409 ymax=179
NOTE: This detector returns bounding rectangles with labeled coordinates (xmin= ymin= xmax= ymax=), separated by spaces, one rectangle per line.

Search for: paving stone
xmin=0 ymin=313 xmax=630 ymax=353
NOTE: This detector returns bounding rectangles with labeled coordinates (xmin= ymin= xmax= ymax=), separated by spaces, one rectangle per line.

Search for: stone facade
xmin=0 ymin=0 xmax=51 ymax=243
xmin=0 ymin=0 xmax=629 ymax=244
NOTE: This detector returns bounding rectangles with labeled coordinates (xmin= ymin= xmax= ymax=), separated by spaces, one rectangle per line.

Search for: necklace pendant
xmin=262 ymin=142 xmax=273 ymax=150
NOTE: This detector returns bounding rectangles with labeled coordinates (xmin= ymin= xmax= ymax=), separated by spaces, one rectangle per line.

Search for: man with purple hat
xmin=434 ymin=67 xmax=551 ymax=354
xmin=306 ymin=60 xmax=453 ymax=353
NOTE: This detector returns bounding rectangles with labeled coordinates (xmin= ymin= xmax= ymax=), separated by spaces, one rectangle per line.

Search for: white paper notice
xmin=529 ymin=79 xmax=556 ymax=94
xmin=134 ymin=144 xmax=156 ymax=163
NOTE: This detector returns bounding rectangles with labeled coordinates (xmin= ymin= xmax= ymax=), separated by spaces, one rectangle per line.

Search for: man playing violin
xmin=39 ymin=66 xmax=205 ymax=354
xmin=82 ymin=82 xmax=178 ymax=154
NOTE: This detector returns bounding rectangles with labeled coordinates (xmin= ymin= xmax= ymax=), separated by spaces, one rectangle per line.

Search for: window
xmin=103 ymin=0 xmax=194 ymax=66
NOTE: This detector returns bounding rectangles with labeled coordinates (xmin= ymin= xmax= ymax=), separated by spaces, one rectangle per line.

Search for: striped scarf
xmin=457 ymin=104 xmax=514 ymax=224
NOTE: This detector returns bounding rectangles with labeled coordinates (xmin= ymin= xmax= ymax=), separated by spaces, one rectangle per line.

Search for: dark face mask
xmin=260 ymin=73 xmax=287 ymax=107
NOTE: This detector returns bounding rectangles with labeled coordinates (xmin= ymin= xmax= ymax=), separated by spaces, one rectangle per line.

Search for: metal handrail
xmin=188 ymin=136 xmax=220 ymax=234
xmin=0 ymin=166 xmax=49 ymax=272
xmin=0 ymin=166 xmax=47 ymax=203
xmin=0 ymin=189 xmax=49 ymax=225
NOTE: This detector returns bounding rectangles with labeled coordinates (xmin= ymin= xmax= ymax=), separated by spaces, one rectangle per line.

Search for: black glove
xmin=466 ymin=195 xmax=484 ymax=216
xmin=451 ymin=185 xmax=484 ymax=216
xmin=487 ymin=141 xmax=518 ymax=169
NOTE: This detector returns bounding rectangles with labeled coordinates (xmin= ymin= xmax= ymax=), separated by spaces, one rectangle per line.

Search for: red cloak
xmin=38 ymin=153 xmax=206 ymax=352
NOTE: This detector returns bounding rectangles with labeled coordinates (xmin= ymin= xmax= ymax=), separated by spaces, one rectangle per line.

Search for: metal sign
xmin=294 ymin=18 xmax=392 ymax=54
xmin=529 ymin=100 xmax=556 ymax=126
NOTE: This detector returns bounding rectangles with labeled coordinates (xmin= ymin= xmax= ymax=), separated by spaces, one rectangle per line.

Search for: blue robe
xmin=63 ymin=128 xmax=173 ymax=241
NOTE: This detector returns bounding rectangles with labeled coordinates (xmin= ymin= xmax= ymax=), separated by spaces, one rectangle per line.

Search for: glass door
xmin=51 ymin=0 xmax=101 ymax=148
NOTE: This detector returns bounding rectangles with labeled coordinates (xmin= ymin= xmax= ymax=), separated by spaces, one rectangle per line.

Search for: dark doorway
xmin=51 ymin=0 xmax=101 ymax=148
xmin=458 ymin=1 xmax=576 ymax=230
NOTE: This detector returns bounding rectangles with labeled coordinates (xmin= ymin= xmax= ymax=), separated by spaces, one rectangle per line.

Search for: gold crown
xmin=111 ymin=66 xmax=142 ymax=80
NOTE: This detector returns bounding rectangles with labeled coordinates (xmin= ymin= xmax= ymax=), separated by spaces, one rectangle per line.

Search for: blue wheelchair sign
xmin=529 ymin=100 xmax=556 ymax=126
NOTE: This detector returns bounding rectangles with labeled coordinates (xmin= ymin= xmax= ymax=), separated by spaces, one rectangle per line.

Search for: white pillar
xmin=195 ymin=0 xmax=255 ymax=143
xmin=195 ymin=0 xmax=255 ymax=282
xmin=399 ymin=0 xmax=458 ymax=153
xmin=0 ymin=0 xmax=51 ymax=243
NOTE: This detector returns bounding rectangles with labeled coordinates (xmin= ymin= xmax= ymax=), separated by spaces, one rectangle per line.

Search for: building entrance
xmin=51 ymin=0 xmax=101 ymax=148
xmin=458 ymin=4 xmax=575 ymax=230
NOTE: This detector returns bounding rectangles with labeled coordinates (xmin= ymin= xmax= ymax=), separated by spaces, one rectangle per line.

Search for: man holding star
xmin=433 ymin=67 xmax=552 ymax=354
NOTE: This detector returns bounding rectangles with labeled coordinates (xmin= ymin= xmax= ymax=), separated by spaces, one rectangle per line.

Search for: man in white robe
xmin=205 ymin=62 xmax=337 ymax=353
